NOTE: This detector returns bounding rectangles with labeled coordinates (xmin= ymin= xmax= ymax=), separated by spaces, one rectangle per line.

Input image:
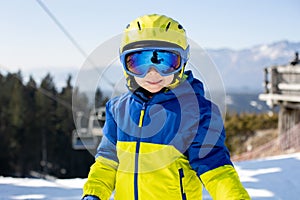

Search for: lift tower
xmin=259 ymin=52 xmax=300 ymax=150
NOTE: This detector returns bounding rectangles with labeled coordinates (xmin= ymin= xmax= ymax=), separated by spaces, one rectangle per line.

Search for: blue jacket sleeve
xmin=82 ymin=101 xmax=118 ymax=200
xmin=187 ymin=97 xmax=250 ymax=198
xmin=187 ymin=98 xmax=232 ymax=176
xmin=96 ymin=100 xmax=118 ymax=162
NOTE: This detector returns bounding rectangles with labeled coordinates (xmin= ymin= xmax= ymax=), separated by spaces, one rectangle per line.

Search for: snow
xmin=1 ymin=152 xmax=300 ymax=200
xmin=235 ymin=152 xmax=300 ymax=199
xmin=0 ymin=177 xmax=85 ymax=200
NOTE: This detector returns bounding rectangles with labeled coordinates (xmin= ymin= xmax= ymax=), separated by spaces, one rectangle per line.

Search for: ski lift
xmin=72 ymin=107 xmax=106 ymax=150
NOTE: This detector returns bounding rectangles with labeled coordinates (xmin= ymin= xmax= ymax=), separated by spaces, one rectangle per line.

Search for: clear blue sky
xmin=0 ymin=0 xmax=299 ymax=72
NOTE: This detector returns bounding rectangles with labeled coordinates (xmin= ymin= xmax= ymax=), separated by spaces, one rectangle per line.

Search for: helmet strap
xmin=166 ymin=63 xmax=187 ymax=90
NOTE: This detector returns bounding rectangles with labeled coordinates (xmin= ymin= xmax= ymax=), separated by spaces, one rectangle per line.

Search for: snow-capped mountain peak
xmin=206 ymin=40 xmax=300 ymax=92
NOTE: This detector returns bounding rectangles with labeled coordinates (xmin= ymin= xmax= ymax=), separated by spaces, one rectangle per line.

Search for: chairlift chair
xmin=72 ymin=107 xmax=106 ymax=150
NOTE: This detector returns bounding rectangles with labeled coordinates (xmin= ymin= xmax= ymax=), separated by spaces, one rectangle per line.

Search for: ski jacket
xmin=83 ymin=71 xmax=250 ymax=200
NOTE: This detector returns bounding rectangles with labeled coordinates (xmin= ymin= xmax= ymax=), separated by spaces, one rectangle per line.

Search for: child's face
xmin=134 ymin=67 xmax=174 ymax=93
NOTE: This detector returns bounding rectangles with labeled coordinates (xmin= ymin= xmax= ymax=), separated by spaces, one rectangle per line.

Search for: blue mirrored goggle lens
xmin=125 ymin=50 xmax=181 ymax=76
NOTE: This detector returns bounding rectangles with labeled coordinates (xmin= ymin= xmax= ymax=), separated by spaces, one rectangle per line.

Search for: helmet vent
xmin=137 ymin=21 xmax=141 ymax=30
xmin=165 ymin=22 xmax=171 ymax=31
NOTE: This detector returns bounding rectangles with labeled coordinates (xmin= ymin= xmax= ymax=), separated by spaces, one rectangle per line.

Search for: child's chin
xmin=146 ymin=87 xmax=163 ymax=93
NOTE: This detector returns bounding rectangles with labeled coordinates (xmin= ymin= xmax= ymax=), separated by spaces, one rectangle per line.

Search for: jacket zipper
xmin=134 ymin=102 xmax=146 ymax=200
xmin=138 ymin=103 xmax=146 ymax=127
xmin=179 ymin=168 xmax=187 ymax=200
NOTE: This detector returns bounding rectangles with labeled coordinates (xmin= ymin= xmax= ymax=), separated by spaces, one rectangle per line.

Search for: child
xmin=82 ymin=14 xmax=250 ymax=200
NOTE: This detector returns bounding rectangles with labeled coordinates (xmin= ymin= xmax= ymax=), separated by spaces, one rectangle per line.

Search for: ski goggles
xmin=120 ymin=47 xmax=189 ymax=78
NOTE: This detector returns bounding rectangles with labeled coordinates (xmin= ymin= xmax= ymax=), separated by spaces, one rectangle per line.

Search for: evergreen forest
xmin=0 ymin=71 xmax=278 ymax=178
xmin=0 ymin=71 xmax=105 ymax=178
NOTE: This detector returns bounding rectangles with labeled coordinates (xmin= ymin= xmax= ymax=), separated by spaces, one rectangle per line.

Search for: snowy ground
xmin=1 ymin=152 xmax=300 ymax=200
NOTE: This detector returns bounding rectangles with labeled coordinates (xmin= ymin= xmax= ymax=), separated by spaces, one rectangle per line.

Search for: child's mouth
xmin=146 ymin=80 xmax=162 ymax=85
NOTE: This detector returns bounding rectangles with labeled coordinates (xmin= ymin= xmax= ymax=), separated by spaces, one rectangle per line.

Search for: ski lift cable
xmin=1 ymin=1 xmax=119 ymax=120
xmin=35 ymin=0 xmax=115 ymax=88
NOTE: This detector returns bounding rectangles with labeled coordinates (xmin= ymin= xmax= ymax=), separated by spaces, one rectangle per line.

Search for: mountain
xmin=14 ymin=40 xmax=298 ymax=113
xmin=206 ymin=40 xmax=300 ymax=92
xmin=17 ymin=40 xmax=300 ymax=94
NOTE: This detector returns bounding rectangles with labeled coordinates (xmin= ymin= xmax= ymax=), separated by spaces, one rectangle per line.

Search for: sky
xmin=0 ymin=0 xmax=299 ymax=73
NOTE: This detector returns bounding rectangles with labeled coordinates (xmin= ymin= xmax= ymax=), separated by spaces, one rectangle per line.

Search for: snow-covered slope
xmin=1 ymin=152 xmax=300 ymax=200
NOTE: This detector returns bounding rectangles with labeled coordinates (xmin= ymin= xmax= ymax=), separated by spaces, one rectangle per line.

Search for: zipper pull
xmin=138 ymin=103 xmax=146 ymax=128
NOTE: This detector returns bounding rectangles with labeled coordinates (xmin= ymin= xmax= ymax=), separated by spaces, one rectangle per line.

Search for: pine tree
xmin=9 ymin=73 xmax=26 ymax=175
xmin=95 ymin=87 xmax=104 ymax=109
xmin=35 ymin=73 xmax=58 ymax=175
xmin=55 ymin=74 xmax=75 ymax=177
xmin=22 ymin=76 xmax=41 ymax=175
xmin=0 ymin=72 xmax=13 ymax=175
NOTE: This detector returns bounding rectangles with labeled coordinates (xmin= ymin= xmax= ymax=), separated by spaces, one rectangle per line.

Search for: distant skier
xmin=82 ymin=14 xmax=250 ymax=200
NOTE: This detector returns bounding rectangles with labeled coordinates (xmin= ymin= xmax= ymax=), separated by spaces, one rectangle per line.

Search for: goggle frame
xmin=120 ymin=46 xmax=189 ymax=78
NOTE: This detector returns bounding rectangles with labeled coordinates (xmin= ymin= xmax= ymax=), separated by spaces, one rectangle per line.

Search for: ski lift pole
xmin=76 ymin=111 xmax=84 ymax=130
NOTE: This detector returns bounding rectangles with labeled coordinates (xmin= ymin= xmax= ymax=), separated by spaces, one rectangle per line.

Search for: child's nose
xmin=147 ymin=67 xmax=159 ymax=74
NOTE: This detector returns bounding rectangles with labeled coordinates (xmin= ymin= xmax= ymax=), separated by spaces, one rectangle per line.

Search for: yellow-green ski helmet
xmin=120 ymin=14 xmax=189 ymax=52
xmin=120 ymin=14 xmax=190 ymax=91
